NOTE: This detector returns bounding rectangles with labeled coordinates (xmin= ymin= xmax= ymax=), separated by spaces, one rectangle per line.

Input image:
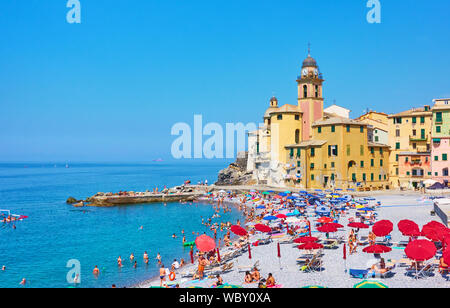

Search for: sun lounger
xmin=349 ymin=268 xmax=394 ymax=279
xmin=300 ymin=255 xmax=323 ymax=272
xmin=323 ymin=240 xmax=338 ymax=249
xmin=237 ymin=260 xmax=260 ymax=272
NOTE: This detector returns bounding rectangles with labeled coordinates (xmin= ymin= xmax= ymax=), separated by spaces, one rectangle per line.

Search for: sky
xmin=0 ymin=0 xmax=449 ymax=162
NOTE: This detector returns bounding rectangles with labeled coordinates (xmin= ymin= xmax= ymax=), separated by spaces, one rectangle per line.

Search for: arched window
xmin=315 ymin=85 xmax=319 ymax=98
xmin=303 ymin=85 xmax=308 ymax=98
xmin=444 ymin=168 xmax=449 ymax=176
xmin=295 ymin=129 xmax=300 ymax=144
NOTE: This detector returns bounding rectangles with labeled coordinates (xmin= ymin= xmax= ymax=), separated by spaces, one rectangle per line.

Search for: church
xmin=247 ymin=51 xmax=390 ymax=190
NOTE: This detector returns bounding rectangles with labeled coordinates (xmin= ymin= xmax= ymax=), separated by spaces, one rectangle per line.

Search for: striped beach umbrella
xmin=353 ymin=280 xmax=388 ymax=288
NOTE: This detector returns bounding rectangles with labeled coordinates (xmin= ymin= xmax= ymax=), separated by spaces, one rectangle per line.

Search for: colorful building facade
xmin=431 ymin=99 xmax=450 ymax=185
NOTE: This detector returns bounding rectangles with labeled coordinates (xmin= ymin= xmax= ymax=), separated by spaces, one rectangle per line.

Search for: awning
xmin=433 ymin=138 xmax=441 ymax=143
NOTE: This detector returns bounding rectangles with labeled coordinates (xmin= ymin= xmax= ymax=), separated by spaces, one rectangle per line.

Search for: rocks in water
xmin=216 ymin=152 xmax=254 ymax=186
xmin=73 ymin=201 xmax=85 ymax=207
xmin=66 ymin=197 xmax=78 ymax=204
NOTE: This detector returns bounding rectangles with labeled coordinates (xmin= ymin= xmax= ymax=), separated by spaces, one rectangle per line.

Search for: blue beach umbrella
xmin=278 ymin=193 xmax=287 ymax=197
xmin=287 ymin=196 xmax=296 ymax=200
xmin=263 ymin=216 xmax=278 ymax=221
xmin=256 ymin=205 xmax=266 ymax=209
xmin=358 ymin=207 xmax=374 ymax=212
xmin=316 ymin=206 xmax=331 ymax=216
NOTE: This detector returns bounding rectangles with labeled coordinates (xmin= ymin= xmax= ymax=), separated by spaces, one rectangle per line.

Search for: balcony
xmin=409 ymin=135 xmax=427 ymax=142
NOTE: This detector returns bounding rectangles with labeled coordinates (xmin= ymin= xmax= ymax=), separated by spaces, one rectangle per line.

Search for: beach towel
xmin=349 ymin=269 xmax=368 ymax=279
xmin=267 ymin=284 xmax=283 ymax=288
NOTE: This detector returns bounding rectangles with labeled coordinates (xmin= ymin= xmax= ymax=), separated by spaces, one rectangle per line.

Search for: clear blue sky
xmin=0 ymin=0 xmax=449 ymax=162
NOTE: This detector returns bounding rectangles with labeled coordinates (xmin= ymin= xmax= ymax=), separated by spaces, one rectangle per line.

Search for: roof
xmin=324 ymin=104 xmax=351 ymax=112
xmin=367 ymin=142 xmax=390 ymax=148
xmin=355 ymin=111 xmax=388 ymax=120
xmin=432 ymin=105 xmax=450 ymax=111
xmin=285 ymin=140 xmax=327 ymax=148
xmin=398 ymin=152 xmax=431 ymax=156
xmin=388 ymin=107 xmax=432 ymax=118
xmin=268 ymin=104 xmax=302 ymax=115
xmin=302 ymin=55 xmax=318 ymax=68
xmin=312 ymin=117 xmax=369 ymax=127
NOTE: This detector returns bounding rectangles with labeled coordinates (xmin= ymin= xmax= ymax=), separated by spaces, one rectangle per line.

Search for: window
xmin=444 ymin=168 xmax=449 ymax=176
xmin=310 ymin=148 xmax=315 ymax=157
xmin=394 ymin=117 xmax=402 ymax=124
xmin=396 ymin=154 xmax=399 ymax=162
xmin=370 ymin=147 xmax=374 ymax=154
xmin=360 ymin=161 xmax=364 ymax=168
xmin=303 ymin=85 xmax=308 ymax=98
xmin=318 ymin=127 xmax=322 ymax=133
xmin=380 ymin=148 xmax=383 ymax=155
xmin=407 ymin=171 xmax=410 ymax=176
xmin=396 ymin=142 xmax=400 ymax=150
xmin=375 ymin=136 xmax=379 ymax=142
xmin=331 ymin=174 xmax=335 ymax=181
xmin=331 ymin=162 xmax=335 ymax=168
xmin=443 ymin=154 xmax=448 ymax=161
xmin=290 ymin=149 xmax=294 ymax=158
xmin=360 ymin=145 xmax=364 ymax=156
xmin=413 ymin=143 xmax=417 ymax=149
xmin=296 ymin=148 xmax=301 ymax=158
xmin=421 ymin=129 xmax=425 ymax=139
xmin=420 ymin=116 xmax=425 ymax=124
xmin=295 ymin=115 xmax=300 ymax=121
xmin=311 ymin=174 xmax=314 ymax=181
xmin=331 ymin=125 xmax=335 ymax=133
xmin=363 ymin=173 xmax=366 ymax=182
xmin=436 ymin=126 xmax=441 ymax=133
xmin=256 ymin=142 xmax=260 ymax=154
xmin=295 ymin=129 xmax=300 ymax=144
xmin=371 ymin=173 xmax=374 ymax=181
xmin=346 ymin=125 xmax=350 ymax=132
xmin=380 ymin=159 xmax=383 ymax=167
xmin=379 ymin=174 xmax=382 ymax=180
xmin=297 ymin=161 xmax=301 ymax=168
xmin=315 ymin=85 xmax=319 ymax=98
xmin=352 ymin=174 xmax=357 ymax=182
xmin=436 ymin=112 xmax=443 ymax=123
xmin=435 ymin=156 xmax=439 ymax=161
xmin=328 ymin=145 xmax=338 ymax=157
xmin=412 ymin=129 xmax=416 ymax=136
xmin=412 ymin=117 xmax=417 ymax=124
xmin=324 ymin=164 xmax=327 ymax=169
xmin=396 ymin=168 xmax=399 ymax=175
xmin=346 ymin=145 xmax=350 ymax=156
xmin=371 ymin=159 xmax=374 ymax=167
xmin=360 ymin=126 xmax=364 ymax=133
xmin=405 ymin=157 xmax=409 ymax=163
xmin=277 ymin=115 xmax=282 ymax=120
xmin=396 ymin=129 xmax=400 ymax=137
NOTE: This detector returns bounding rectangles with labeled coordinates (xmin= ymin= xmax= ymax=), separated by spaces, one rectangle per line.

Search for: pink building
xmin=398 ymin=152 xmax=432 ymax=188
xmin=431 ymin=138 xmax=450 ymax=184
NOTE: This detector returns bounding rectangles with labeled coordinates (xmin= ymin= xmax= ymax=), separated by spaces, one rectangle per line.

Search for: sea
xmin=0 ymin=162 xmax=243 ymax=288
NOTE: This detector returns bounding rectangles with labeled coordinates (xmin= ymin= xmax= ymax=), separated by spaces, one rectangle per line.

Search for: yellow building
xmin=387 ymin=106 xmax=433 ymax=188
xmin=284 ymin=118 xmax=389 ymax=190
xmin=356 ymin=111 xmax=389 ymax=144
xmin=248 ymin=51 xmax=390 ymax=190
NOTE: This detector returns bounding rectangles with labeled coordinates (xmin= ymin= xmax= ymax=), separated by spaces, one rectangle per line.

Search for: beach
xmin=139 ymin=192 xmax=450 ymax=289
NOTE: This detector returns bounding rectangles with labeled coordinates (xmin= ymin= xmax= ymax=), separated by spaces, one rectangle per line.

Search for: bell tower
xmin=297 ymin=46 xmax=324 ymax=140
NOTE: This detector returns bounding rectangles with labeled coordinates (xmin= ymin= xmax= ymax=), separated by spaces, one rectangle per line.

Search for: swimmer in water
xmin=93 ymin=266 xmax=100 ymax=276
xmin=172 ymin=233 xmax=177 ymax=239
xmin=117 ymin=256 xmax=122 ymax=267
xmin=1 ymin=266 xmax=5 ymax=271
xmin=130 ymin=253 xmax=135 ymax=261
xmin=20 ymin=278 xmax=26 ymax=286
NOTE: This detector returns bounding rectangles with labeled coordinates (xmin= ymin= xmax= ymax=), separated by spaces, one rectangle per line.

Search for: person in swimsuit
xmin=93 ymin=266 xmax=100 ymax=276
xmin=198 ymin=256 xmax=207 ymax=280
xmin=266 ymin=273 xmax=275 ymax=287
xmin=159 ymin=265 xmax=166 ymax=287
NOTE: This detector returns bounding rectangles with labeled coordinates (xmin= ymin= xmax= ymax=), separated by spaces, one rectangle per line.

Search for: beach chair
xmin=323 ymin=239 xmax=338 ymax=250
xmin=237 ymin=260 xmax=260 ymax=273
xmin=180 ymin=268 xmax=198 ymax=278
xmin=300 ymin=255 xmax=323 ymax=273
xmin=406 ymin=263 xmax=435 ymax=279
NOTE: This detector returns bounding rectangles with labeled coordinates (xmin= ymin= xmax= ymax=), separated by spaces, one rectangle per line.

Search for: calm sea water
xmin=0 ymin=162 xmax=242 ymax=288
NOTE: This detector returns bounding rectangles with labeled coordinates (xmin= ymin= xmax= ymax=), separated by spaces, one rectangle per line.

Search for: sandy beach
xmin=138 ymin=192 xmax=450 ymax=289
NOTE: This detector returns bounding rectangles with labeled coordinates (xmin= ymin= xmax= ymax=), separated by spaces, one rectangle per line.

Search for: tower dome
xmin=302 ymin=55 xmax=318 ymax=68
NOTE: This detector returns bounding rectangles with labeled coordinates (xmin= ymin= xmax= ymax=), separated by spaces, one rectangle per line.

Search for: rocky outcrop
xmin=215 ymin=152 xmax=254 ymax=186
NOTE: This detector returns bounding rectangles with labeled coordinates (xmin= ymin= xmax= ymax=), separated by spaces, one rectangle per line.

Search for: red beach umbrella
xmin=363 ymin=245 xmax=392 ymax=254
xmin=317 ymin=224 xmax=338 ymax=233
xmin=327 ymin=223 xmax=344 ymax=229
xmin=372 ymin=220 xmax=393 ymax=237
xmin=254 ymin=224 xmax=272 ymax=233
xmin=276 ymin=214 xmax=288 ymax=219
xmin=294 ymin=236 xmax=319 ymax=244
xmin=403 ymin=229 xmax=423 ymax=237
xmin=443 ymin=249 xmax=450 ymax=266
xmin=348 ymin=222 xmax=369 ymax=229
xmin=422 ymin=228 xmax=441 ymax=242
xmin=423 ymin=221 xmax=447 ymax=231
xmin=405 ymin=239 xmax=437 ymax=262
xmin=297 ymin=242 xmax=324 ymax=250
xmin=398 ymin=220 xmax=419 ymax=233
xmin=230 ymin=225 xmax=248 ymax=236
xmin=248 ymin=243 xmax=252 ymax=259
xmin=195 ymin=234 xmax=216 ymax=252
xmin=317 ymin=217 xmax=333 ymax=224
